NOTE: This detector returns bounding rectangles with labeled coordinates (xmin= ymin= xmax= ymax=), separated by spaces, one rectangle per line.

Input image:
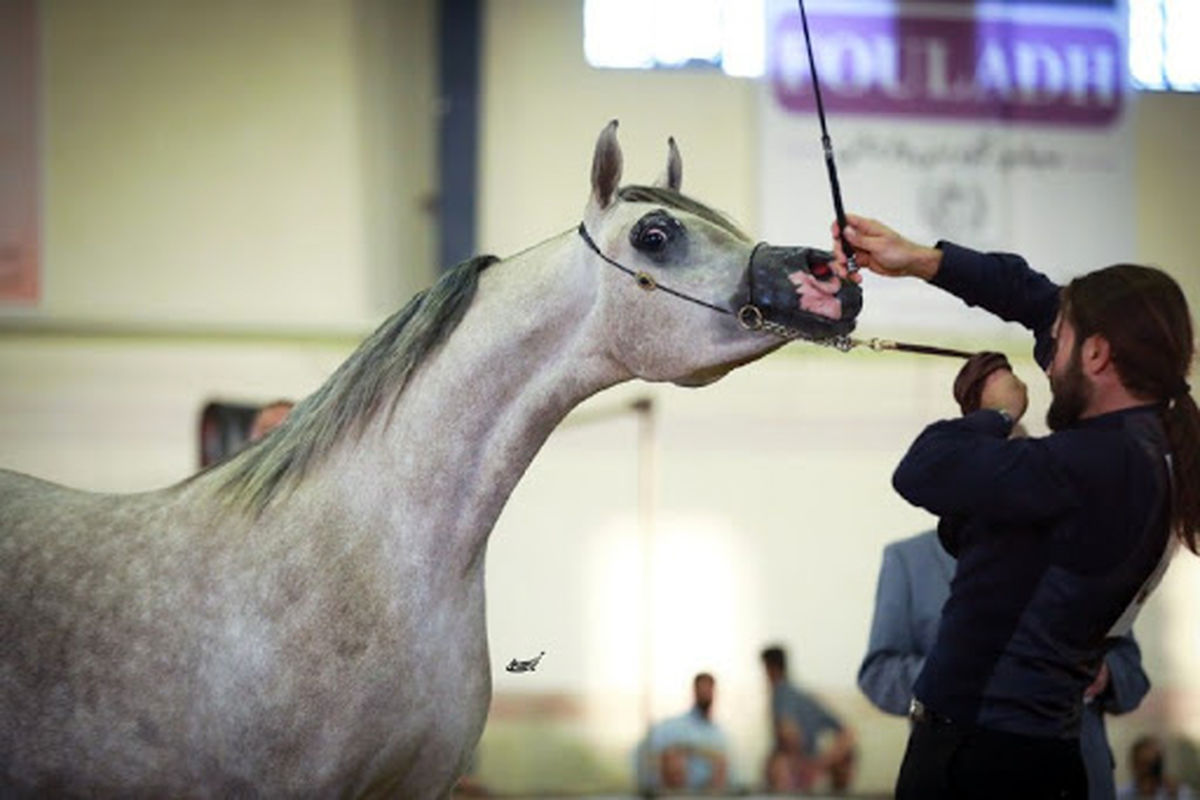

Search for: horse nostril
xmin=810 ymin=262 xmax=832 ymax=280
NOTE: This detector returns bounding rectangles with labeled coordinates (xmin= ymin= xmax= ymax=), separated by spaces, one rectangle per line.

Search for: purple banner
xmin=771 ymin=12 xmax=1124 ymax=126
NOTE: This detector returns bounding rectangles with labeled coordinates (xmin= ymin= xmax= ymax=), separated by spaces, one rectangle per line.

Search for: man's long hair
xmin=1062 ymin=264 xmax=1200 ymax=551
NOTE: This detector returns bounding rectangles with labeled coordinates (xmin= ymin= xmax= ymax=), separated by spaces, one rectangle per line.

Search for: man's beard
xmin=1046 ymin=348 xmax=1091 ymax=431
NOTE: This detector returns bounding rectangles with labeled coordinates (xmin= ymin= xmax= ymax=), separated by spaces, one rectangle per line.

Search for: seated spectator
xmin=249 ymin=399 xmax=294 ymax=442
xmin=635 ymin=672 xmax=730 ymax=792
xmin=761 ymin=644 xmax=855 ymax=794
xmin=1119 ymin=735 xmax=1195 ymax=800
xmin=452 ymin=745 xmax=489 ymax=797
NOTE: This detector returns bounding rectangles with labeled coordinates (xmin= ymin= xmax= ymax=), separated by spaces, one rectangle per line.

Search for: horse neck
xmin=326 ymin=232 xmax=624 ymax=572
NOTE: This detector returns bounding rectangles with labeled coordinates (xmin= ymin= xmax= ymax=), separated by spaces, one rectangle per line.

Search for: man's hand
xmin=700 ymin=750 xmax=729 ymax=790
xmin=832 ymin=214 xmax=943 ymax=281
xmin=979 ymin=369 xmax=1028 ymax=423
xmin=1084 ymin=661 xmax=1111 ymax=703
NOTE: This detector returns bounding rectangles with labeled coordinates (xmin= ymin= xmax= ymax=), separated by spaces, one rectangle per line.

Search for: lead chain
xmin=758 ymin=317 xmax=856 ymax=352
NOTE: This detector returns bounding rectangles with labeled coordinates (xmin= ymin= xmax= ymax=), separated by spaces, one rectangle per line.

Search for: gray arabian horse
xmin=0 ymin=121 xmax=861 ymax=798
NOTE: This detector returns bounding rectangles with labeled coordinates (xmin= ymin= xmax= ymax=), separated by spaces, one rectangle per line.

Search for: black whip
xmin=797 ymin=0 xmax=857 ymax=272
xmin=794 ymin=1 xmax=976 ymax=360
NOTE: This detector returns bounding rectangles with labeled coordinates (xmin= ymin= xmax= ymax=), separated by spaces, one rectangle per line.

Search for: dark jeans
xmin=896 ymin=715 xmax=1088 ymax=799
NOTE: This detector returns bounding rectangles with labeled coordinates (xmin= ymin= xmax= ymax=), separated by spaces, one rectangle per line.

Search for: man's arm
xmin=893 ymin=412 xmax=1079 ymax=521
xmin=858 ymin=544 xmax=924 ymax=715
xmin=807 ymin=701 xmax=856 ymax=771
xmin=929 ymin=243 xmax=1061 ymax=366
xmin=1095 ymin=635 xmax=1151 ymax=715
xmin=837 ymin=216 xmax=1061 ymax=367
xmin=818 ymin=727 xmax=857 ymax=773
xmin=691 ymin=746 xmax=729 ymax=789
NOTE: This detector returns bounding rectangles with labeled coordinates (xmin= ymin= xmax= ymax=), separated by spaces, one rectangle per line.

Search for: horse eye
xmin=640 ymin=228 xmax=668 ymax=251
xmin=630 ymin=211 xmax=682 ymax=260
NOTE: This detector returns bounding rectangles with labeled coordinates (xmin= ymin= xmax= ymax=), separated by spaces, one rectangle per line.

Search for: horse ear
xmin=590 ymin=119 xmax=622 ymax=211
xmin=655 ymin=136 xmax=682 ymax=191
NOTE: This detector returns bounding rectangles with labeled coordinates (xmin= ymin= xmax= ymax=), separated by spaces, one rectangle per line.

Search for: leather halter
xmin=577 ymin=222 xmax=865 ymax=352
xmin=577 ymin=222 xmax=975 ymax=359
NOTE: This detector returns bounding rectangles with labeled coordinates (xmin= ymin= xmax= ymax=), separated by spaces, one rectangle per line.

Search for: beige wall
xmin=2 ymin=0 xmax=1200 ymax=795
xmin=479 ymin=2 xmax=758 ymax=258
xmin=1136 ymin=91 xmax=1200 ymax=306
xmin=40 ymin=0 xmax=435 ymax=329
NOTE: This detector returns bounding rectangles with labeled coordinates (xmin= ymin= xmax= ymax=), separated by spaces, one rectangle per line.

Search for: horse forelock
xmin=215 ymin=254 xmax=501 ymax=514
xmin=617 ymin=185 xmax=750 ymax=243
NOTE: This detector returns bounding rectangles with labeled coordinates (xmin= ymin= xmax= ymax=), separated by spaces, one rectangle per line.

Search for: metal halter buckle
xmin=737 ymin=304 xmax=764 ymax=331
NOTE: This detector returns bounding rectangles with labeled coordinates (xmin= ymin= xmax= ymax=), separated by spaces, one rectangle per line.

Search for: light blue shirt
xmin=635 ymin=706 xmax=729 ymax=790
xmin=858 ymin=530 xmax=955 ymax=716
xmin=771 ymin=681 xmax=844 ymax=757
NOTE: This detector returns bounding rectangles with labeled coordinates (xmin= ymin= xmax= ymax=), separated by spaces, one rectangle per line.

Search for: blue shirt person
xmin=761 ymin=645 xmax=856 ymax=793
xmin=634 ymin=672 xmax=730 ymax=792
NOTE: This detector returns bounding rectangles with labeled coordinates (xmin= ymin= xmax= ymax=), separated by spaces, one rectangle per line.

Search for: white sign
xmin=761 ymin=0 xmax=1135 ymax=340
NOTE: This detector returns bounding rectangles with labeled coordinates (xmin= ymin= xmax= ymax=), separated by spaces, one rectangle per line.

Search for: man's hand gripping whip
xmin=789 ymin=0 xmax=974 ymax=360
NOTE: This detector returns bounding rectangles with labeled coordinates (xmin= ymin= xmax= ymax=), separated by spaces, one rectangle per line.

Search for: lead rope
xmin=744 ymin=317 xmax=973 ymax=359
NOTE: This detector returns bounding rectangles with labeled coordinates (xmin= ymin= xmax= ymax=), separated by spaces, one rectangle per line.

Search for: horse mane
xmin=214 ymin=186 xmax=737 ymax=514
xmin=215 ymin=254 xmax=500 ymax=514
xmin=618 ymin=185 xmax=751 ymax=243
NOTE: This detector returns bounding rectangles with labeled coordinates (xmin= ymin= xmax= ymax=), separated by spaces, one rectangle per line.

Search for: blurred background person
xmin=761 ymin=645 xmax=856 ymax=794
xmin=248 ymin=399 xmax=294 ymax=442
xmin=634 ymin=672 xmax=731 ymax=793
xmin=452 ymin=745 xmax=489 ymax=798
xmin=198 ymin=398 xmax=295 ymax=468
xmin=1119 ymin=735 xmax=1196 ymax=800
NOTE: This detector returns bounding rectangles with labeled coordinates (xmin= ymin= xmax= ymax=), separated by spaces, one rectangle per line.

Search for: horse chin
xmin=673 ymin=347 xmax=780 ymax=387
xmin=674 ymin=369 xmax=728 ymax=388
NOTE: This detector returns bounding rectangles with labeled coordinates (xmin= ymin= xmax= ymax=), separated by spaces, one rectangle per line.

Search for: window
xmin=1130 ymin=0 xmax=1200 ymax=91
xmin=582 ymin=0 xmax=763 ymax=77
xmin=584 ymin=0 xmax=1200 ymax=93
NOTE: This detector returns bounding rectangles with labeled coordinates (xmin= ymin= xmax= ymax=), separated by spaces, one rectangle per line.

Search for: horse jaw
xmin=672 ymin=341 xmax=786 ymax=387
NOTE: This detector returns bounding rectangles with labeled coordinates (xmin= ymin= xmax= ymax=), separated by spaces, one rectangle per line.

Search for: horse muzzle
xmin=737 ymin=245 xmax=863 ymax=339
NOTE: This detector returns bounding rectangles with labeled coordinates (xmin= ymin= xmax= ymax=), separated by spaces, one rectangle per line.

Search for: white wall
xmin=1136 ymin=91 xmax=1200 ymax=307
xmin=478 ymin=2 xmax=759 ymax=259
xmin=40 ymin=0 xmax=435 ymax=329
xmin=0 ymin=0 xmax=434 ymax=490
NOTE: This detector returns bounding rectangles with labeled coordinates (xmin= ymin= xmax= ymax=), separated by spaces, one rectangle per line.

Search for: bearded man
xmin=635 ymin=672 xmax=731 ymax=792
xmin=832 ymin=215 xmax=1200 ymax=800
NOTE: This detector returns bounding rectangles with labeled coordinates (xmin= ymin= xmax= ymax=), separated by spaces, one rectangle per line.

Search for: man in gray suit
xmin=859 ymin=529 xmax=1150 ymax=800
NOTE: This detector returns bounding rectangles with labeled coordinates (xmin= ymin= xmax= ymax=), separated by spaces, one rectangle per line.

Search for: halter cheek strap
xmin=576 ymin=223 xmax=736 ymax=317
xmin=739 ymin=242 xmax=767 ymax=331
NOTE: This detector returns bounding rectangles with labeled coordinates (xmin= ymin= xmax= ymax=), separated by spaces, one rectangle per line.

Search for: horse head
xmin=580 ymin=120 xmax=863 ymax=387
